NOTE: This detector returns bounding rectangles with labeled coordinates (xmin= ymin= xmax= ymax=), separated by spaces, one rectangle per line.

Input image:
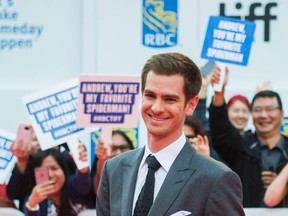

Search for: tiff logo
xmin=220 ymin=2 xmax=277 ymax=42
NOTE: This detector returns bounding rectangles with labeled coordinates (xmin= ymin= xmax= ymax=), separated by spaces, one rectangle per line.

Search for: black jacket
xmin=209 ymin=102 xmax=288 ymax=207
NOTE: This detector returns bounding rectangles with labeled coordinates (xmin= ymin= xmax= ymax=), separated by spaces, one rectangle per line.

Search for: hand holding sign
xmin=213 ymin=63 xmax=227 ymax=92
xmin=67 ymin=138 xmax=89 ymax=171
xmin=78 ymin=141 xmax=89 ymax=173
xmin=95 ymin=139 xmax=110 ymax=160
xmin=211 ymin=64 xmax=229 ymax=94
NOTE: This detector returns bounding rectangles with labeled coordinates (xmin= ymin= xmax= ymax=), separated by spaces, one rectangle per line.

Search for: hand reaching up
xmin=188 ymin=135 xmax=210 ymax=157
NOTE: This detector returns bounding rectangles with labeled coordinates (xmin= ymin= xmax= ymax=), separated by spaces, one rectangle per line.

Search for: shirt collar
xmin=140 ymin=133 xmax=187 ymax=172
xmin=259 ymin=135 xmax=285 ymax=151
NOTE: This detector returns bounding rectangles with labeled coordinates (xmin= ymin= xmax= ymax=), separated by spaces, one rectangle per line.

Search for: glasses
xmin=252 ymin=106 xmax=280 ymax=115
xmin=111 ymin=144 xmax=131 ymax=152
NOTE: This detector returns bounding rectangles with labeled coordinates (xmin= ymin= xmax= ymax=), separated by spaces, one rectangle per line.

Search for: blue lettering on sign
xmin=142 ymin=0 xmax=178 ymax=48
xmin=80 ymin=82 xmax=140 ymax=124
xmin=201 ymin=16 xmax=255 ymax=66
xmin=0 ymin=136 xmax=14 ymax=170
xmin=26 ymin=86 xmax=84 ymax=140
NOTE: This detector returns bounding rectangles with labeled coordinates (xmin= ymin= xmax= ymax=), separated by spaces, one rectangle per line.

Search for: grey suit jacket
xmin=96 ymin=141 xmax=245 ymax=216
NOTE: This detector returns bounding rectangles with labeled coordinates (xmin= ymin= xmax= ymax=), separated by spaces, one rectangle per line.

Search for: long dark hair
xmin=32 ymin=148 xmax=77 ymax=216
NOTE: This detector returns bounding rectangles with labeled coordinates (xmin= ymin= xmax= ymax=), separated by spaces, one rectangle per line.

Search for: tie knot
xmin=146 ymin=155 xmax=161 ymax=171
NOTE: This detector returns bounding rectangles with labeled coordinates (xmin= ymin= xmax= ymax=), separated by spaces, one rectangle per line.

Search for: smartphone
xmin=34 ymin=167 xmax=49 ymax=184
xmin=15 ymin=124 xmax=33 ymax=151
xmin=201 ymin=60 xmax=216 ymax=77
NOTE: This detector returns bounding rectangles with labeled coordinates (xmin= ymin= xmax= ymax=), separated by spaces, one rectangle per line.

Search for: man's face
xmin=141 ymin=71 xmax=198 ymax=141
xmin=252 ymin=97 xmax=283 ymax=137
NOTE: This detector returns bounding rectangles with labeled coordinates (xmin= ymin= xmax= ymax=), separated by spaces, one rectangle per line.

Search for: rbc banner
xmin=142 ymin=0 xmax=178 ymax=48
xmin=201 ymin=16 xmax=255 ymax=66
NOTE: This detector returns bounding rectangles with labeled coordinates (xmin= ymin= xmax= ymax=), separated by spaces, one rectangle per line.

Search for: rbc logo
xmin=142 ymin=0 xmax=178 ymax=48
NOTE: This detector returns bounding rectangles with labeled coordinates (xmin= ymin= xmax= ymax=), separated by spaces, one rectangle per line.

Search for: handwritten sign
xmin=0 ymin=129 xmax=16 ymax=184
xmin=77 ymin=75 xmax=141 ymax=128
xmin=201 ymin=16 xmax=255 ymax=66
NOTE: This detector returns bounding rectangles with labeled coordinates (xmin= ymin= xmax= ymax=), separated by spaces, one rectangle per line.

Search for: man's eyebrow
xmin=253 ymin=105 xmax=276 ymax=109
xmin=143 ymin=89 xmax=154 ymax=94
xmin=164 ymin=94 xmax=180 ymax=100
xmin=144 ymin=89 xmax=180 ymax=98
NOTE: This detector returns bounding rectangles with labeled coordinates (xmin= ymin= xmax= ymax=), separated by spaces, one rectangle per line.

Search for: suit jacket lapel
xmin=149 ymin=142 xmax=196 ymax=216
xmin=121 ymin=148 xmax=145 ymax=216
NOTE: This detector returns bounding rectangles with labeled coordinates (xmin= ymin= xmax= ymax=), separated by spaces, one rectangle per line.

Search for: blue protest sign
xmin=0 ymin=129 xmax=16 ymax=184
xmin=22 ymin=79 xmax=88 ymax=150
xmin=201 ymin=16 xmax=256 ymax=66
xmin=0 ymin=136 xmax=14 ymax=170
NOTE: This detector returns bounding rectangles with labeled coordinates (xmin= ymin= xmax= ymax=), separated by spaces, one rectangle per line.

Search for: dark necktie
xmin=133 ymin=155 xmax=161 ymax=216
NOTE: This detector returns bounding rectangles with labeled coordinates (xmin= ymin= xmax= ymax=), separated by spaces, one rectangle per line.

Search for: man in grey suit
xmin=96 ymin=53 xmax=245 ymax=216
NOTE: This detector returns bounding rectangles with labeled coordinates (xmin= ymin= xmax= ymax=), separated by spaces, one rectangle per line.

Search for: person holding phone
xmin=7 ymin=125 xmax=40 ymax=211
xmin=24 ymin=146 xmax=93 ymax=216
xmin=7 ymin=124 xmax=77 ymax=212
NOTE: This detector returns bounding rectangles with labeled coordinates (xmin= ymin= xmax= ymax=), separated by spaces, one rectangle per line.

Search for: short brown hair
xmin=141 ymin=53 xmax=202 ymax=103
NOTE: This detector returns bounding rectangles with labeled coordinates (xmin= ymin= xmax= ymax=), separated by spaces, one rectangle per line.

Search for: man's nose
xmin=151 ymin=99 xmax=165 ymax=113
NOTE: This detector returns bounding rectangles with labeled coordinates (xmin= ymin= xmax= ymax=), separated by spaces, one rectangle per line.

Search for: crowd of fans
xmin=0 ymin=62 xmax=287 ymax=215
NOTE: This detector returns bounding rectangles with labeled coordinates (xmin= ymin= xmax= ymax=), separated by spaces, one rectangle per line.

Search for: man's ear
xmin=185 ymin=95 xmax=199 ymax=116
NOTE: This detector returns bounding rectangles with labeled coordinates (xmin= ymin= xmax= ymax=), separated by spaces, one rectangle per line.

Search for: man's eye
xmin=145 ymin=94 xmax=154 ymax=99
xmin=165 ymin=98 xmax=176 ymax=102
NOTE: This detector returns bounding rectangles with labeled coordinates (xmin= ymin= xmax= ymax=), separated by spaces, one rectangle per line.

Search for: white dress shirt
xmin=132 ymin=133 xmax=187 ymax=212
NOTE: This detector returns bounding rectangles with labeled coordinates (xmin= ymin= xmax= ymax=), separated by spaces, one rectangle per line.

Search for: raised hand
xmin=28 ymin=179 xmax=56 ymax=208
xmin=95 ymin=139 xmax=110 ymax=160
xmin=190 ymin=135 xmax=210 ymax=156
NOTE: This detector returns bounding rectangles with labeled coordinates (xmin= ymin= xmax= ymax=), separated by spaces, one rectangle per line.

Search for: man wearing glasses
xmin=209 ymin=67 xmax=288 ymax=207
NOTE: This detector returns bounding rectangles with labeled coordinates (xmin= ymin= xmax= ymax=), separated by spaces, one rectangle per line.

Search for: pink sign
xmin=77 ymin=75 xmax=141 ymax=128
